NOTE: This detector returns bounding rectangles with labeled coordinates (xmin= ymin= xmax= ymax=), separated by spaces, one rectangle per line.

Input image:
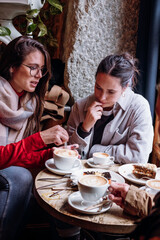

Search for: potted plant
xmin=0 ymin=0 xmax=63 ymax=57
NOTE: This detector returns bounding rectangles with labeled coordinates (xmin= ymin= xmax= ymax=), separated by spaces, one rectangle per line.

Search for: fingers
xmin=109 ymin=182 xmax=129 ymax=200
xmin=40 ymin=125 xmax=69 ymax=145
xmin=109 ymin=182 xmax=129 ymax=192
xmin=61 ymin=144 xmax=81 ymax=158
xmin=82 ymin=101 xmax=103 ymax=131
xmin=57 ymin=126 xmax=69 ymax=139
xmin=91 ymin=101 xmax=103 ymax=109
xmin=69 ymin=144 xmax=79 ymax=149
xmin=89 ymin=101 xmax=103 ymax=114
xmin=95 ymin=110 xmax=103 ymax=119
xmin=64 ymin=144 xmax=79 ymax=150
xmin=54 ymin=133 xmax=69 ymax=146
xmin=52 ymin=147 xmax=57 ymax=152
xmin=108 ymin=194 xmax=124 ymax=208
xmin=109 ymin=194 xmax=121 ymax=203
xmin=54 ymin=125 xmax=69 ymax=144
xmin=54 ymin=138 xmax=66 ymax=146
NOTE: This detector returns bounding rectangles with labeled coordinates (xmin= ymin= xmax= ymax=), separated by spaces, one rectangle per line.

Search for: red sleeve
xmin=0 ymin=132 xmax=53 ymax=169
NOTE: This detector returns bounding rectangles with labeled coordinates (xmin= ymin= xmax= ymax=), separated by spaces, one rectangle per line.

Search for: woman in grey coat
xmin=67 ymin=53 xmax=153 ymax=163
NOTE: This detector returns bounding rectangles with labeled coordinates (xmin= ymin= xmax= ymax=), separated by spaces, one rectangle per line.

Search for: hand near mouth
xmin=82 ymin=101 xmax=103 ymax=132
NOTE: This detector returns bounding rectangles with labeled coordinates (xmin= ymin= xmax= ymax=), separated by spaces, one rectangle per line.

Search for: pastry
xmin=133 ymin=163 xmax=157 ymax=179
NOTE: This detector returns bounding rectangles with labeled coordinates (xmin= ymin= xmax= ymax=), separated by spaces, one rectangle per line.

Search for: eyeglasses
xmin=22 ymin=63 xmax=48 ymax=77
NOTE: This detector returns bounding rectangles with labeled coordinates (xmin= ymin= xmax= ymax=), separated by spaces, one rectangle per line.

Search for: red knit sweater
xmin=0 ymin=132 xmax=53 ymax=170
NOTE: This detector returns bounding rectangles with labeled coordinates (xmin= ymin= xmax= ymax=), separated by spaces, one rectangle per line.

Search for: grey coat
xmin=67 ymin=88 xmax=153 ymax=163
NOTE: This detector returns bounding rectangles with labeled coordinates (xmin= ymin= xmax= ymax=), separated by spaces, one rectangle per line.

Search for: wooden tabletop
xmin=34 ymin=160 xmax=137 ymax=235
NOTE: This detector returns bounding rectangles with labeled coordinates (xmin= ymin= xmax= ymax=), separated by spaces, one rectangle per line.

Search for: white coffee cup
xmin=54 ymin=149 xmax=79 ymax=170
xmin=78 ymin=175 xmax=109 ymax=202
xmin=146 ymin=179 xmax=160 ymax=193
xmin=93 ymin=152 xmax=115 ymax=165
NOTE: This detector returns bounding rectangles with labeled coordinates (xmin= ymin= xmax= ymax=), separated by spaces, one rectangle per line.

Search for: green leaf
xmin=26 ymin=18 xmax=33 ymax=24
xmin=27 ymin=23 xmax=37 ymax=33
xmin=26 ymin=9 xmax=40 ymax=18
xmin=47 ymin=0 xmax=63 ymax=12
xmin=38 ymin=23 xmax=47 ymax=37
xmin=0 ymin=26 xmax=11 ymax=36
xmin=50 ymin=5 xmax=61 ymax=15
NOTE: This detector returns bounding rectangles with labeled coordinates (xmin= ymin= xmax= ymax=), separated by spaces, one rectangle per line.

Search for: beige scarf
xmin=0 ymin=77 xmax=36 ymax=146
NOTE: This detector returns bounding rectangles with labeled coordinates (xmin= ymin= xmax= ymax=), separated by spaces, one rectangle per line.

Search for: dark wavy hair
xmin=95 ymin=52 xmax=139 ymax=89
xmin=0 ymin=36 xmax=51 ymax=137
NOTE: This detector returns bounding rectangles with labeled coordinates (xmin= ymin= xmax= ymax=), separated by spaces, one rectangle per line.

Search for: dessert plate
xmin=71 ymin=168 xmax=125 ymax=183
xmin=87 ymin=158 xmax=114 ymax=168
xmin=118 ymin=164 xmax=160 ymax=185
xmin=45 ymin=158 xmax=82 ymax=175
xmin=68 ymin=191 xmax=112 ymax=214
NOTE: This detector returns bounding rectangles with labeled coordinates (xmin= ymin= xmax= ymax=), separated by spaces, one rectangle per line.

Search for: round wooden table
xmin=34 ymin=161 xmax=137 ymax=235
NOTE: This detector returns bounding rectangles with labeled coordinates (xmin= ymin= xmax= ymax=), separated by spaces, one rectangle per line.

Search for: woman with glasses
xmin=0 ymin=36 xmax=70 ymax=240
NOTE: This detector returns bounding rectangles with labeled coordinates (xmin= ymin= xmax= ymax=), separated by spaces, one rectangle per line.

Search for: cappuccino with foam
xmin=79 ymin=175 xmax=107 ymax=186
xmin=54 ymin=149 xmax=78 ymax=157
xmin=146 ymin=179 xmax=160 ymax=191
xmin=78 ymin=175 xmax=109 ymax=202
xmin=93 ymin=152 xmax=115 ymax=165
xmin=54 ymin=148 xmax=78 ymax=170
xmin=93 ymin=153 xmax=109 ymax=158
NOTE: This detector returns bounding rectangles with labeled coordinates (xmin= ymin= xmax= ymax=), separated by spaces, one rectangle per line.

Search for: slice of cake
xmin=133 ymin=163 xmax=157 ymax=179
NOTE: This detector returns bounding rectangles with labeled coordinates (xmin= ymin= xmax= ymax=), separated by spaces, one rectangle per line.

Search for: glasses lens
xmin=30 ymin=68 xmax=38 ymax=77
xmin=30 ymin=67 xmax=48 ymax=77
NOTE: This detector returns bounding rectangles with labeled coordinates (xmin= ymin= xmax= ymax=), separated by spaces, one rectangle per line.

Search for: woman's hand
xmin=108 ymin=182 xmax=130 ymax=208
xmin=82 ymin=101 xmax=103 ymax=132
xmin=40 ymin=125 xmax=69 ymax=146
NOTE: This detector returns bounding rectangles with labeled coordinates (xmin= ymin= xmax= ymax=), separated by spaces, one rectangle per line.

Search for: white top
xmin=67 ymin=88 xmax=154 ymax=164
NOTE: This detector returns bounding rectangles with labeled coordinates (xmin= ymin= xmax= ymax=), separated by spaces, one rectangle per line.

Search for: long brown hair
xmin=0 ymin=36 xmax=51 ymax=137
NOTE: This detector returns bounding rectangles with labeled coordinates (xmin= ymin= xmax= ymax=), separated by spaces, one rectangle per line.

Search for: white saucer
xmin=140 ymin=186 xmax=158 ymax=196
xmin=45 ymin=158 xmax=82 ymax=175
xmin=68 ymin=191 xmax=112 ymax=214
xmin=87 ymin=158 xmax=114 ymax=169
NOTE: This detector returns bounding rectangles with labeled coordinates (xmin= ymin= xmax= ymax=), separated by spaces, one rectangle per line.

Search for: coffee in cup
xmin=146 ymin=179 xmax=160 ymax=193
xmin=78 ymin=175 xmax=109 ymax=202
xmin=93 ymin=152 xmax=115 ymax=165
xmin=54 ymin=148 xmax=79 ymax=170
